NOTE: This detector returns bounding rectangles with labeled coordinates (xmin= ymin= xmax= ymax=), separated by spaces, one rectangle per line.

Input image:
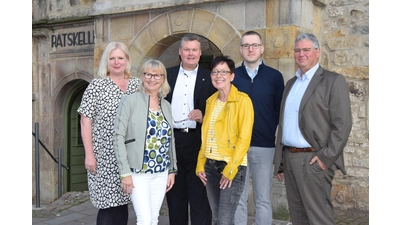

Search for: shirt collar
xmin=295 ymin=63 xmax=319 ymax=80
xmin=179 ymin=63 xmax=199 ymax=76
xmin=244 ymin=59 xmax=262 ymax=73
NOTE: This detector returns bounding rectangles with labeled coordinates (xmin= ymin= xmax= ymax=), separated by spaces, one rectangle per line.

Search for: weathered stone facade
xmin=32 ymin=0 xmax=369 ymax=216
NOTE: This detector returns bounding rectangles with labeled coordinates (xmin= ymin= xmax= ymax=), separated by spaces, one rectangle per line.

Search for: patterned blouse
xmin=132 ymin=106 xmax=172 ymax=174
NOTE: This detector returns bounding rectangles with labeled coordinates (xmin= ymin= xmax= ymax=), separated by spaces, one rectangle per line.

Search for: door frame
xmin=62 ymin=80 xmax=89 ymax=193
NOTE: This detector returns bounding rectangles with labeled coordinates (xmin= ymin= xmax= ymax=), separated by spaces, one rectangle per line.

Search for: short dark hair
xmin=211 ymin=55 xmax=235 ymax=72
xmin=241 ymin=31 xmax=262 ymax=44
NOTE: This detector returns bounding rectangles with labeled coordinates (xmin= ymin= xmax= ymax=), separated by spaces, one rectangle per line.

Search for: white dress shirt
xmin=281 ymin=63 xmax=320 ymax=147
xmin=171 ymin=64 xmax=197 ymax=129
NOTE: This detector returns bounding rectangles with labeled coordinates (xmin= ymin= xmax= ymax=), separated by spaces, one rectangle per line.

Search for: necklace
xmin=149 ymin=96 xmax=159 ymax=111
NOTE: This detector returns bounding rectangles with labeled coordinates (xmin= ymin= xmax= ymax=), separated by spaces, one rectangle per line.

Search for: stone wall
xmin=320 ymin=0 xmax=369 ymax=211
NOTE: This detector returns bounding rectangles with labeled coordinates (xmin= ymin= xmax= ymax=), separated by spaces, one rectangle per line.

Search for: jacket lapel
xmin=299 ymin=66 xmax=323 ymax=113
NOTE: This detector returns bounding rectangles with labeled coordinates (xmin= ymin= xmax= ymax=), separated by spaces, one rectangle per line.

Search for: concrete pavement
xmin=32 ymin=191 xmax=368 ymax=225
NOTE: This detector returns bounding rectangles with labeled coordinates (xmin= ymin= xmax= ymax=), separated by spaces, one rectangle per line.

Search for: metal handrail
xmin=33 ymin=122 xmax=70 ymax=207
xmin=32 ymin=132 xmax=69 ymax=170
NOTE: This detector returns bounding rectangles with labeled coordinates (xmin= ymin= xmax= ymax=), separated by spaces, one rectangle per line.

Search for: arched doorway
xmin=157 ymin=33 xmax=222 ymax=70
xmin=65 ymin=80 xmax=89 ymax=192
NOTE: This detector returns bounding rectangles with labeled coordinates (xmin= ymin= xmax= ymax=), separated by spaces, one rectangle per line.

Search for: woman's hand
xmin=219 ymin=175 xmax=232 ymax=189
xmin=121 ymin=176 xmax=134 ymax=195
xmin=166 ymin=174 xmax=175 ymax=192
xmin=85 ymin=154 xmax=97 ymax=174
xmin=197 ymin=171 xmax=207 ymax=186
xmin=81 ymin=115 xmax=97 ymax=174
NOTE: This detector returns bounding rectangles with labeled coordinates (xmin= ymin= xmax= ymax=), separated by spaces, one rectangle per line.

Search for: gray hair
xmin=295 ymin=33 xmax=320 ymax=49
xmin=180 ymin=33 xmax=202 ymax=48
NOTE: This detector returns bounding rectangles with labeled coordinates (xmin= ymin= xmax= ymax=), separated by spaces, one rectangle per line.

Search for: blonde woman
xmin=114 ymin=59 xmax=178 ymax=225
xmin=78 ymin=41 xmax=141 ymax=224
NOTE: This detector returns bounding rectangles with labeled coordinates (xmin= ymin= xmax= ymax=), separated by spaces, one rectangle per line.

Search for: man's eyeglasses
xmin=294 ymin=48 xmax=313 ymax=54
xmin=143 ymin=72 xmax=163 ymax=80
xmin=210 ymin=70 xmax=232 ymax=76
xmin=241 ymin=43 xmax=262 ymax=49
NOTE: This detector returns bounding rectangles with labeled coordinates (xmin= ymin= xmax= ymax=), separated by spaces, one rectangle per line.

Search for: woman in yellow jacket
xmin=196 ymin=55 xmax=254 ymax=225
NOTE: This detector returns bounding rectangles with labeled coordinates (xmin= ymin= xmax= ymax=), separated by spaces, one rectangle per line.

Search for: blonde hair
xmin=138 ymin=59 xmax=170 ymax=98
xmin=97 ymin=41 xmax=132 ymax=79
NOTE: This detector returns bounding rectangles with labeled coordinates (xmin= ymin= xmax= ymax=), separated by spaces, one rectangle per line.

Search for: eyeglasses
xmin=294 ymin=48 xmax=313 ymax=54
xmin=241 ymin=43 xmax=262 ymax=49
xmin=173 ymin=103 xmax=192 ymax=123
xmin=210 ymin=70 xmax=232 ymax=76
xmin=143 ymin=72 xmax=163 ymax=80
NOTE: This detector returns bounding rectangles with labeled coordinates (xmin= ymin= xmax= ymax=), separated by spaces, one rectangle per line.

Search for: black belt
xmin=174 ymin=128 xmax=196 ymax=133
xmin=285 ymin=146 xmax=315 ymax=153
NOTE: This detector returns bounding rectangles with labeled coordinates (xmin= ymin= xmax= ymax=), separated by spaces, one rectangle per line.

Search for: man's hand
xmin=188 ymin=109 xmax=203 ymax=123
xmin=310 ymin=156 xmax=327 ymax=170
xmin=276 ymin=173 xmax=284 ymax=182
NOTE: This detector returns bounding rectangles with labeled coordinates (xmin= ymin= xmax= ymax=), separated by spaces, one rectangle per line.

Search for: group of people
xmin=78 ymin=31 xmax=352 ymax=225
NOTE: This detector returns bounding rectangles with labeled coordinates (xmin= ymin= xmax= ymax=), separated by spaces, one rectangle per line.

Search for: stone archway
xmin=127 ymin=9 xmax=243 ymax=73
xmin=52 ymin=72 xmax=91 ymax=194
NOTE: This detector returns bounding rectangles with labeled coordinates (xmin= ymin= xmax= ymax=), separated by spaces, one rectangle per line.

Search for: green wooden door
xmin=69 ymin=89 xmax=88 ymax=191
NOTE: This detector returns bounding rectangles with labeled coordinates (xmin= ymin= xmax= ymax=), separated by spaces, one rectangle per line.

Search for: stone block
xmin=266 ymin=0 xmax=280 ymax=27
xmin=332 ymin=66 xmax=369 ymax=80
xmin=128 ymin=45 xmax=144 ymax=75
xmin=271 ymin=181 xmax=290 ymax=220
xmin=208 ymin=17 xmax=236 ymax=49
xmin=191 ymin=10 xmax=215 ymax=35
xmin=276 ymin=58 xmax=296 ymax=83
xmin=279 ymin=0 xmax=302 ymax=26
xmin=133 ymin=28 xmax=156 ymax=57
xmin=265 ymin=26 xmax=299 ymax=59
xmin=219 ymin=1 xmax=245 ymax=30
xmin=110 ymin=15 xmax=134 ymax=41
xmin=133 ymin=14 xmax=150 ymax=36
xmin=169 ymin=10 xmax=192 ymax=34
xmin=327 ymin=37 xmax=363 ymax=50
xmin=220 ymin=35 xmax=242 ymax=66
xmin=244 ymin=0 xmax=266 ymax=29
xmin=333 ymin=51 xmax=349 ymax=66
xmin=149 ymin=14 xmax=170 ymax=43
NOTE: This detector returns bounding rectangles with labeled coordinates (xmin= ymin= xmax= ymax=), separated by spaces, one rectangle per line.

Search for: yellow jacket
xmin=196 ymin=84 xmax=254 ymax=180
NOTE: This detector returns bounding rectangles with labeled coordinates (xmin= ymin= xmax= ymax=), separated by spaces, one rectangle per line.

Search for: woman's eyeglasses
xmin=210 ymin=70 xmax=232 ymax=76
xmin=143 ymin=72 xmax=163 ymax=80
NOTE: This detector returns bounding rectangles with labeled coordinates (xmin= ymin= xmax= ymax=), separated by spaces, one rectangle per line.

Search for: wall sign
xmin=51 ymin=31 xmax=95 ymax=48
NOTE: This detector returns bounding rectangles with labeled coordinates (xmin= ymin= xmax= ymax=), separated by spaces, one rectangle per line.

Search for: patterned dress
xmin=77 ymin=76 xmax=140 ymax=209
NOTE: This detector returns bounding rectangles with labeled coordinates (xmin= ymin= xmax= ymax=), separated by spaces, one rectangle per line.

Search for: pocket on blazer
xmin=124 ymin=138 xmax=135 ymax=144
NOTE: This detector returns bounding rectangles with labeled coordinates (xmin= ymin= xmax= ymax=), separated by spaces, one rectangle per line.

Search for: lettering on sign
xmin=51 ymin=31 xmax=95 ymax=48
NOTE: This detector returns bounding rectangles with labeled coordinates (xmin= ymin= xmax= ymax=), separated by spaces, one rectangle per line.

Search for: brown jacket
xmin=273 ymin=66 xmax=352 ymax=175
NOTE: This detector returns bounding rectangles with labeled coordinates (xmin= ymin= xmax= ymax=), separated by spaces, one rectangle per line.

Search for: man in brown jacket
xmin=274 ymin=33 xmax=352 ymax=225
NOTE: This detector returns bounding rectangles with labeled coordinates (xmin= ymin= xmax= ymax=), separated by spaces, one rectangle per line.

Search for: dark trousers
xmin=96 ymin=204 xmax=128 ymax=225
xmin=204 ymin=158 xmax=246 ymax=225
xmin=166 ymin=132 xmax=212 ymax=225
xmin=283 ymin=147 xmax=335 ymax=225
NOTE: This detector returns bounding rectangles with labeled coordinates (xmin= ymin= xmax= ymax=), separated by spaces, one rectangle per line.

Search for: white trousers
xmin=130 ymin=171 xmax=168 ymax=225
